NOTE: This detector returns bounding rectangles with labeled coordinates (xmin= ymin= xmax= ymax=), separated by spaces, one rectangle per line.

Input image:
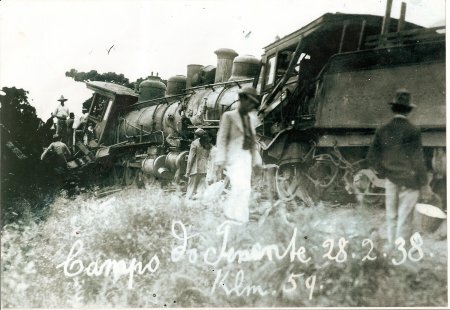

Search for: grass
xmin=1 ymin=186 xmax=447 ymax=307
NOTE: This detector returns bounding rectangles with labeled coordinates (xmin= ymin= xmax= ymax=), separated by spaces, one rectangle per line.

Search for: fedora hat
xmin=389 ymin=88 xmax=416 ymax=108
xmin=58 ymin=95 xmax=68 ymax=102
xmin=238 ymin=87 xmax=260 ymax=106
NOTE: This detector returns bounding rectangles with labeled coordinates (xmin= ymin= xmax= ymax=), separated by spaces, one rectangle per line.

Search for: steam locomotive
xmin=69 ymin=12 xmax=446 ymax=207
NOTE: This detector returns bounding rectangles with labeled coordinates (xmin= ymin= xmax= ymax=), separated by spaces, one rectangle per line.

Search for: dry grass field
xmin=1 ymin=186 xmax=447 ymax=307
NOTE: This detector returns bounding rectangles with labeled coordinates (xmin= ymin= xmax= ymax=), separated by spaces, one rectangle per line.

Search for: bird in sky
xmin=107 ymin=45 xmax=115 ymax=54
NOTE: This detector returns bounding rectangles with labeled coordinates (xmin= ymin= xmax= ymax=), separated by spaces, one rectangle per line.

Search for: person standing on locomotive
xmin=185 ymin=128 xmax=212 ymax=200
xmin=53 ymin=95 xmax=70 ymax=141
xmin=367 ymin=89 xmax=430 ymax=248
xmin=216 ymin=87 xmax=262 ymax=223
xmin=66 ymin=112 xmax=75 ymax=148
xmin=72 ymin=108 xmax=89 ymax=146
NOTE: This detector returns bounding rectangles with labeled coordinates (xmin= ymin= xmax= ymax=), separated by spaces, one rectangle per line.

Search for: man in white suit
xmin=216 ymin=87 xmax=262 ymax=223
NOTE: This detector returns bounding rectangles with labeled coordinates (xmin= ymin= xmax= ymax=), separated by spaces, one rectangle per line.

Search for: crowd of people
xmin=41 ymin=95 xmax=89 ymax=173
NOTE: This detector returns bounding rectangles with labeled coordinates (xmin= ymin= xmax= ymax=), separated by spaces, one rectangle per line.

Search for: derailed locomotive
xmin=70 ymin=48 xmax=259 ymax=187
xmin=70 ymin=12 xmax=446 ymax=207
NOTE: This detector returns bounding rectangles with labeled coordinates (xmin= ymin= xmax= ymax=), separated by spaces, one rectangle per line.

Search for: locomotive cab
xmin=257 ymin=13 xmax=422 ymax=135
xmin=68 ymin=82 xmax=138 ymax=170
xmin=84 ymin=81 xmax=138 ymax=147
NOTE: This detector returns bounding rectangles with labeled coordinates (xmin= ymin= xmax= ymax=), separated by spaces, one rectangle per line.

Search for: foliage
xmin=65 ymin=69 xmax=137 ymax=89
xmin=0 ymin=87 xmax=55 ymax=227
xmin=0 ymin=87 xmax=46 ymax=153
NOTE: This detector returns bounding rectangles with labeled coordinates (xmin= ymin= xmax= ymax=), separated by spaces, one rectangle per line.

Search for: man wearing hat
xmin=54 ymin=95 xmax=70 ymax=141
xmin=185 ymin=128 xmax=212 ymax=199
xmin=216 ymin=86 xmax=262 ymax=223
xmin=367 ymin=89 xmax=429 ymax=248
xmin=41 ymin=133 xmax=72 ymax=174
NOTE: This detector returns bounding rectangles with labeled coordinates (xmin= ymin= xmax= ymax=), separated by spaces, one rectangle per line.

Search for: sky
xmin=0 ymin=0 xmax=446 ymax=119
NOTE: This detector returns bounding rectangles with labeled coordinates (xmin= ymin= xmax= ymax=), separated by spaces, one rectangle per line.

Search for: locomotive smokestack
xmin=214 ymin=48 xmax=238 ymax=83
xmin=186 ymin=64 xmax=203 ymax=89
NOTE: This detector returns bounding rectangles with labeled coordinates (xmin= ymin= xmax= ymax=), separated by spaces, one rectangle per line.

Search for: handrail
xmin=365 ymin=26 xmax=445 ymax=48
xmin=183 ymin=78 xmax=253 ymax=91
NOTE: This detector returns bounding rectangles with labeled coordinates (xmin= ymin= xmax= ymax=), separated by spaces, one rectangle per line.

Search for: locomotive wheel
xmin=112 ymin=165 xmax=125 ymax=185
xmin=353 ymin=170 xmax=384 ymax=208
xmin=355 ymin=187 xmax=384 ymax=207
xmin=275 ymin=164 xmax=299 ymax=202
xmin=307 ymin=160 xmax=348 ymax=204
xmin=142 ymin=173 xmax=156 ymax=188
xmin=275 ymin=164 xmax=316 ymax=207
xmin=124 ymin=167 xmax=137 ymax=186
xmin=295 ymin=169 xmax=317 ymax=208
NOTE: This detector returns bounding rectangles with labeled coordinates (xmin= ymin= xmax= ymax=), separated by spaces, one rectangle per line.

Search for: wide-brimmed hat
xmin=238 ymin=87 xmax=259 ymax=106
xmin=58 ymin=95 xmax=68 ymax=102
xmin=194 ymin=128 xmax=206 ymax=136
xmin=389 ymin=88 xmax=416 ymax=108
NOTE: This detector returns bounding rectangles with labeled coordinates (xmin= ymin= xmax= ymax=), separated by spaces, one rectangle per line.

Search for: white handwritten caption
xmin=56 ymin=221 xmax=425 ymax=296
xmin=56 ymin=239 xmax=160 ymax=289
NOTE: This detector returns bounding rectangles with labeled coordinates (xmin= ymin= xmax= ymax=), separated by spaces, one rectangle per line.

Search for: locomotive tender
xmin=70 ymin=12 xmax=446 ymax=207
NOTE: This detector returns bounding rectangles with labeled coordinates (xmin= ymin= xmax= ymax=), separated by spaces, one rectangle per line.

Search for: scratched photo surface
xmin=0 ymin=0 xmax=447 ymax=308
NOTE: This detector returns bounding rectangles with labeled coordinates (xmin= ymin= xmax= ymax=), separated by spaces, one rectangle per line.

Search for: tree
xmin=65 ymin=69 xmax=137 ymax=89
xmin=1 ymin=87 xmax=56 ymax=226
xmin=0 ymin=87 xmax=47 ymax=152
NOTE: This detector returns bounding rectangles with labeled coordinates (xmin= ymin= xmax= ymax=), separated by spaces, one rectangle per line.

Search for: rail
xmin=183 ymin=78 xmax=253 ymax=91
xmin=124 ymin=93 xmax=187 ymax=110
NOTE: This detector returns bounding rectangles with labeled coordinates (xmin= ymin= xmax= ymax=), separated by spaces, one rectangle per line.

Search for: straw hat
xmin=58 ymin=95 xmax=68 ymax=102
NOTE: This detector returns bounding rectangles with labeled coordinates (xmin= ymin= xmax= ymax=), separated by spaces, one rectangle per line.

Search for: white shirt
xmin=73 ymin=113 xmax=88 ymax=129
xmin=54 ymin=104 xmax=69 ymax=119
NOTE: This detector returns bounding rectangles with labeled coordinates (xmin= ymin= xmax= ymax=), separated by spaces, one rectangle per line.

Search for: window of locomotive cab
xmin=90 ymin=94 xmax=111 ymax=120
xmin=264 ymin=55 xmax=276 ymax=89
xmin=255 ymin=64 xmax=264 ymax=93
xmin=102 ymin=98 xmax=114 ymax=121
xmin=275 ymin=51 xmax=291 ymax=78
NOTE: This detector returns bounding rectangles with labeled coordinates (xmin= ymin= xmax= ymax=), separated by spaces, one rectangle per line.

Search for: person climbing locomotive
xmin=53 ymin=95 xmax=70 ymax=141
xmin=216 ymin=86 xmax=262 ymax=223
xmin=367 ymin=89 xmax=431 ymax=248
xmin=40 ymin=133 xmax=72 ymax=175
xmin=185 ymin=128 xmax=213 ymax=199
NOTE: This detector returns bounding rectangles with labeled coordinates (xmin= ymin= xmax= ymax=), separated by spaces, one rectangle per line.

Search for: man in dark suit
xmin=367 ymin=89 xmax=429 ymax=247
